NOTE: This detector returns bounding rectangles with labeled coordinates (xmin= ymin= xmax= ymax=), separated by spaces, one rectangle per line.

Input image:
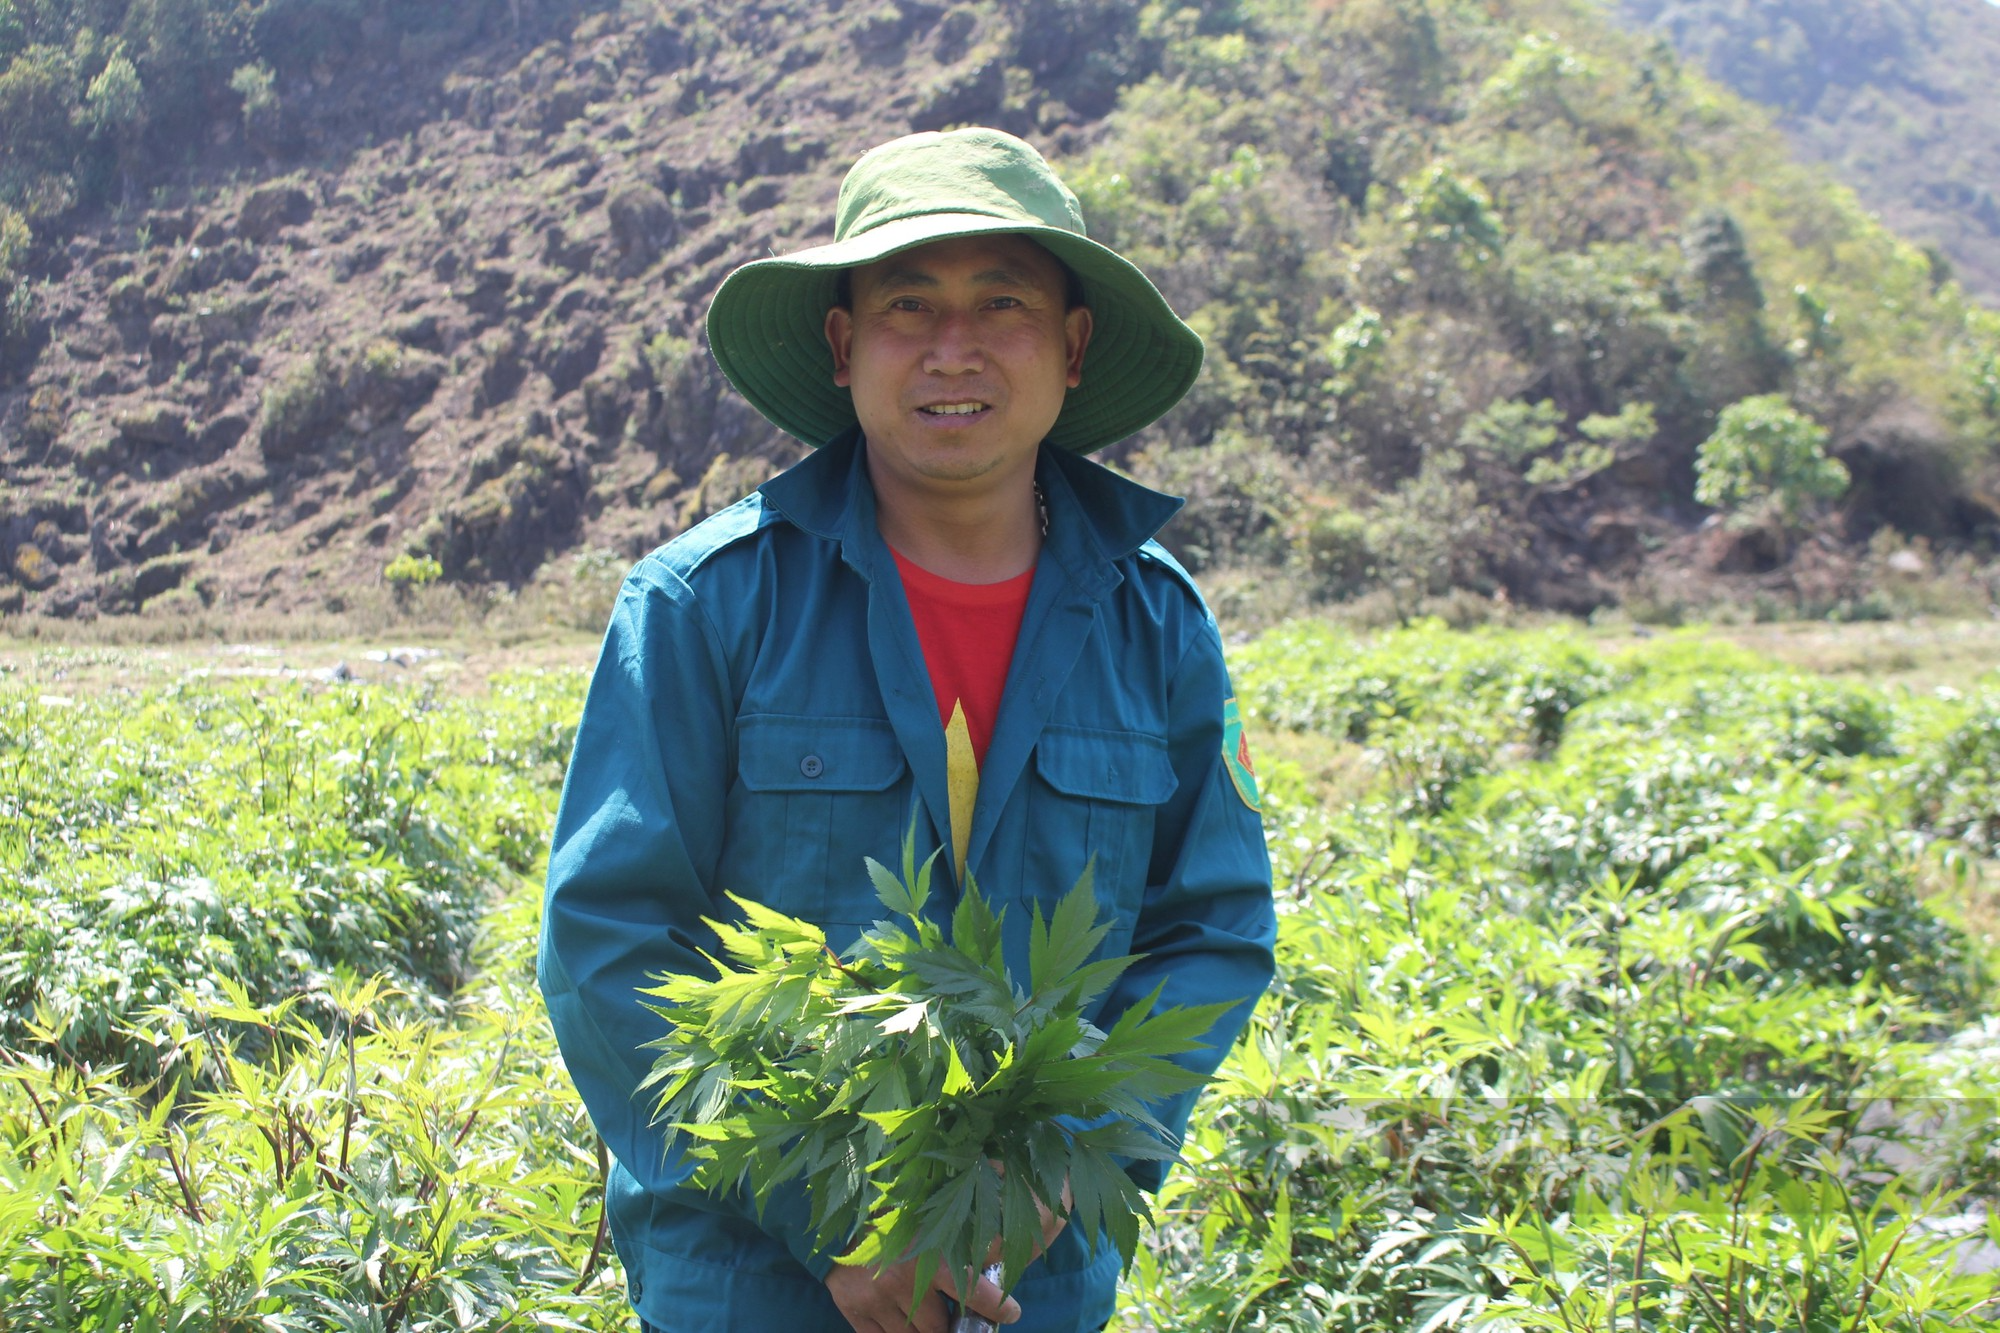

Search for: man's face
xmin=824 ymin=234 xmax=1092 ymax=495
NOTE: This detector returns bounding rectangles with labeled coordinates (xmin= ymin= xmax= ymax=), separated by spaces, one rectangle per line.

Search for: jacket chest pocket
xmin=1027 ymin=725 xmax=1176 ymax=955
xmin=729 ymin=714 xmax=910 ymax=929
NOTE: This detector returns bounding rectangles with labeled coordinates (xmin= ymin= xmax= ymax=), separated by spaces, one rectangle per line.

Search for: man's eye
xmin=888 ymin=298 xmax=924 ymax=311
xmin=988 ymin=296 xmax=1022 ymax=309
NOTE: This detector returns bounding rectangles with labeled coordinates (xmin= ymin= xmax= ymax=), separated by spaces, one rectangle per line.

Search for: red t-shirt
xmin=891 ymin=549 xmax=1034 ymax=765
xmin=892 ymin=549 xmax=1034 ymax=881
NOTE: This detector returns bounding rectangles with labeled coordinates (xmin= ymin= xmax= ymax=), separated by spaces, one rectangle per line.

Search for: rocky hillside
xmin=2 ymin=0 xmax=1997 ymax=621
xmin=1614 ymin=0 xmax=2000 ymax=302
xmin=2 ymin=0 xmax=1151 ymax=616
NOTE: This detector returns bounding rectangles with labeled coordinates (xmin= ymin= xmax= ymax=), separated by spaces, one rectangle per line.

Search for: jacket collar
xmin=756 ymin=426 xmax=1185 ymax=573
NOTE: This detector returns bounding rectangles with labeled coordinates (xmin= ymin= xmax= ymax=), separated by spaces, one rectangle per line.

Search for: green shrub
xmin=1127 ymin=622 xmax=1997 ymax=1331
xmin=1288 ymin=498 xmax=1374 ymax=601
xmin=80 ymin=46 xmax=143 ymax=139
xmin=5 ymin=625 xmax=1996 ymax=1330
xmin=257 ymin=348 xmax=341 ymax=457
xmin=1473 ymin=1142 xmax=1980 ymax=1333
xmin=0 ymin=203 xmax=34 ymax=372
xmin=1457 ymin=397 xmax=1559 ymax=466
xmin=1694 ymin=394 xmax=1849 ymax=529
xmin=1526 ymin=402 xmax=1656 ymax=488
xmin=1394 ymin=161 xmax=1505 ymax=279
xmin=0 ymin=674 xmax=583 ymax=1075
xmin=1362 ymin=449 xmax=1502 ymax=620
xmin=383 ymin=551 xmax=443 ymax=588
xmin=0 ymin=204 xmax=27 ymax=274
xmin=1235 ymin=620 xmax=1617 ymax=749
xmin=228 ymin=58 xmax=278 ymax=139
xmin=0 ymin=919 xmax=621 ymax=1331
xmin=1905 ymin=690 xmax=2000 ymax=855
xmin=1321 ymin=304 xmax=1385 ymax=401
xmin=1128 ymin=430 xmax=1304 ymax=572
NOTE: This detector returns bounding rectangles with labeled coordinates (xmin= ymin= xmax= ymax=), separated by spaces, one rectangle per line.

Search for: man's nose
xmin=923 ymin=310 xmax=984 ymax=374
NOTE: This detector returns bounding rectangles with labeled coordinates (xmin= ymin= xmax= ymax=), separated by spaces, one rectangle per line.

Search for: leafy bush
xmin=1694 ymin=394 xmax=1850 ymax=529
xmin=1904 ymin=689 xmax=2000 ymax=856
xmin=80 ymin=46 xmax=143 ymax=140
xmin=0 ymin=666 xmax=610 ymax=1329
xmin=0 ymin=908 xmax=622 ymax=1332
xmin=1287 ymin=497 xmax=1374 ymax=601
xmin=0 ymin=200 xmax=34 ymax=374
xmin=1117 ymin=622 xmax=1998 ymax=1331
xmin=384 ymin=551 xmax=444 ymax=587
xmin=1528 ymin=401 xmax=1657 ymax=488
xmin=1235 ymin=620 xmax=1617 ymax=751
xmin=1128 ymin=430 xmax=1304 ymax=573
xmin=257 ymin=347 xmax=342 ymax=457
xmin=1363 ymin=450 xmax=1508 ymax=620
xmin=0 ymin=202 xmax=29 ymax=274
xmin=0 ymin=672 xmax=583 ymax=1075
xmin=229 ymin=58 xmax=279 ymax=143
xmin=5 ymin=620 xmax=1997 ymax=1330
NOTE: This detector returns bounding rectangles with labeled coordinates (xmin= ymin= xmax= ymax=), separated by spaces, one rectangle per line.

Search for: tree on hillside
xmin=1694 ymin=394 xmax=1848 ymax=535
xmin=81 ymin=45 xmax=144 ymax=203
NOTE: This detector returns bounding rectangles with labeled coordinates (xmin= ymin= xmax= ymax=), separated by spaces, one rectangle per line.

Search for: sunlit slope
xmin=1615 ymin=0 xmax=2000 ymax=301
xmin=1 ymin=0 xmax=1995 ymax=619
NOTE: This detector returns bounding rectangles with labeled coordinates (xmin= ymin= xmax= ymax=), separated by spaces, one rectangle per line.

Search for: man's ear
xmin=1064 ymin=305 xmax=1093 ymax=389
xmin=825 ymin=306 xmax=854 ymax=387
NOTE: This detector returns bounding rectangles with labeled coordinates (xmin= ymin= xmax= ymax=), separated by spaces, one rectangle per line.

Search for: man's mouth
xmin=917 ymin=402 xmax=989 ymax=416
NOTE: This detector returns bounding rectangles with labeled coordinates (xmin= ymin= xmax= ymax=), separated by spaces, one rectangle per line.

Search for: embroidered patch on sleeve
xmin=1222 ymin=696 xmax=1261 ymax=812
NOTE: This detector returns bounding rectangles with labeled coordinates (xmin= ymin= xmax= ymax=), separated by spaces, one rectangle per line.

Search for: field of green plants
xmin=3 ymin=622 xmax=1998 ymax=1330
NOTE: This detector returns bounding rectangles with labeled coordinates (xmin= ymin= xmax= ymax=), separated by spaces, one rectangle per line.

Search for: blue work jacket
xmin=539 ymin=429 xmax=1276 ymax=1332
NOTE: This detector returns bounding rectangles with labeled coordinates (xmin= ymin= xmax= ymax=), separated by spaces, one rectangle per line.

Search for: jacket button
xmin=800 ymin=754 xmax=824 ymax=779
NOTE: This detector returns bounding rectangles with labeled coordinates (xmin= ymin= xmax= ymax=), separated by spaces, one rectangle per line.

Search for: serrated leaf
xmin=943 ymin=1040 xmax=973 ymax=1096
xmin=998 ymin=1160 xmax=1040 ymax=1288
xmin=1029 ymin=860 xmax=1109 ymax=1000
xmin=879 ymin=1000 xmax=928 ymax=1035
xmin=860 ymin=1107 xmax=922 ymax=1134
xmin=866 ymin=856 xmax=923 ymax=920
xmin=644 ymin=813 xmax=1217 ymax=1286
xmin=1071 ymin=1117 xmax=1179 ymax=1163
xmin=950 ymin=872 xmax=1008 ymax=976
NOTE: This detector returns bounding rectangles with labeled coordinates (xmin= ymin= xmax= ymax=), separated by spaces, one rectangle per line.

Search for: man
xmin=539 ymin=127 xmax=1276 ymax=1333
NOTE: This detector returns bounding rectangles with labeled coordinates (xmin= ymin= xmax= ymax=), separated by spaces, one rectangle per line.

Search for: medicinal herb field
xmin=1122 ymin=624 xmax=2000 ymax=1331
xmin=3 ymin=625 xmax=1998 ymax=1330
xmin=0 ymin=665 xmax=626 ymax=1331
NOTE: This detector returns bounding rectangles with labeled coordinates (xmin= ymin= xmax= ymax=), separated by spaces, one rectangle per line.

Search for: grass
xmin=8 ymin=605 xmax=1999 ymax=692
xmin=1706 ymin=618 xmax=2000 ymax=695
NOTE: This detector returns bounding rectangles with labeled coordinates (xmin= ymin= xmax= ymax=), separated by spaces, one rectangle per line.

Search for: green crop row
xmin=1 ymin=669 xmax=582 ymax=1078
xmin=2 ymin=624 xmax=1997 ymax=1330
xmin=0 ymin=893 xmax=623 ymax=1332
xmin=1117 ymin=623 xmax=2000 ymax=1330
xmin=0 ymin=668 xmax=622 ymax=1330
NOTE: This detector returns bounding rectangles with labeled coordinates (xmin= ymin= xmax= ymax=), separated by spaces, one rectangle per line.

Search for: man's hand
xmin=825 ymin=1173 xmax=1070 ymax=1333
xmin=825 ymin=1256 xmax=1017 ymax=1333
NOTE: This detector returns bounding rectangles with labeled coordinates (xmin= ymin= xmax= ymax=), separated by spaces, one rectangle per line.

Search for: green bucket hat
xmin=706 ymin=127 xmax=1203 ymax=454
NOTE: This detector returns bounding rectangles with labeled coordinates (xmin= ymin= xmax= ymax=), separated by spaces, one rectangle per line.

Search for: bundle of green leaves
xmin=640 ymin=833 xmax=1231 ymax=1300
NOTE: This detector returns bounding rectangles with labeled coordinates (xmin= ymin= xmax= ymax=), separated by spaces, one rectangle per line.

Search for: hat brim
xmin=706 ymin=212 xmax=1203 ymax=454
